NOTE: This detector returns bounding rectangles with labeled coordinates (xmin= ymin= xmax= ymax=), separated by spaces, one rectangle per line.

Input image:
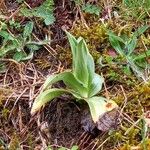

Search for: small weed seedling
xmin=108 ymin=25 xmax=150 ymax=82
xmin=0 ymin=21 xmax=47 ymax=61
xmin=31 ymin=31 xmax=118 ymax=129
xmin=19 ymin=0 xmax=55 ymax=25
xmin=73 ymin=0 xmax=101 ymax=16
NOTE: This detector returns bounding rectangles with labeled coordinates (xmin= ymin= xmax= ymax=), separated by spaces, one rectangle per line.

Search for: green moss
xmin=120 ymin=143 xmax=131 ymax=150
xmin=71 ymin=22 xmax=108 ymax=60
xmin=141 ymin=34 xmax=150 ymax=46
xmin=0 ymin=88 xmax=12 ymax=105
xmin=56 ymin=46 xmax=72 ymax=67
xmin=1 ymin=108 xmax=10 ymax=120
xmin=114 ymin=84 xmax=150 ymax=117
xmin=8 ymin=134 xmax=20 ymax=150
xmin=35 ymin=58 xmax=51 ymax=69
xmin=72 ymin=22 xmax=107 ymax=44
xmin=27 ymin=134 xmax=35 ymax=150
xmin=104 ymin=84 xmax=150 ymax=148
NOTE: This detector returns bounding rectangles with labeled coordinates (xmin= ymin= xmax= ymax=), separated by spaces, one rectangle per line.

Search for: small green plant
xmin=0 ymin=21 xmax=47 ymax=61
xmin=82 ymin=4 xmax=101 ymax=16
xmin=73 ymin=0 xmax=101 ymax=16
xmin=108 ymin=25 xmax=150 ymax=82
xmin=20 ymin=0 xmax=55 ymax=25
xmin=31 ymin=31 xmax=118 ymax=126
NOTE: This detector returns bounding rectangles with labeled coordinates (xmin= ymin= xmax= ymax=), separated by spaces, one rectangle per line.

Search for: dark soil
xmin=43 ymin=98 xmax=84 ymax=148
xmin=43 ymin=98 xmax=99 ymax=149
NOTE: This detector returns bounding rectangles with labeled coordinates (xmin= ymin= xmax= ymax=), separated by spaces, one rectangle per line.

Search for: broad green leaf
xmin=66 ymin=31 xmax=95 ymax=87
xmin=33 ymin=0 xmax=55 ymax=25
xmin=108 ymin=32 xmax=125 ymax=56
xmin=82 ymin=40 xmax=95 ymax=85
xmin=31 ymin=88 xmax=67 ymax=114
xmin=88 ymin=73 xmax=104 ymax=97
xmin=43 ymin=74 xmax=60 ymax=90
xmin=20 ymin=7 xmax=33 ymax=17
xmin=44 ymin=14 xmax=55 ymax=25
xmin=86 ymin=97 xmax=118 ymax=122
xmin=73 ymin=38 xmax=89 ymax=87
xmin=127 ymin=36 xmax=137 ymax=55
xmin=43 ymin=71 xmax=88 ymax=98
xmin=20 ymin=0 xmax=55 ymax=25
xmin=68 ymin=90 xmax=83 ymax=99
xmin=66 ymin=32 xmax=90 ymax=87
xmin=65 ymin=31 xmax=78 ymax=72
xmin=133 ymin=25 xmax=149 ymax=37
xmin=23 ymin=21 xmax=34 ymax=38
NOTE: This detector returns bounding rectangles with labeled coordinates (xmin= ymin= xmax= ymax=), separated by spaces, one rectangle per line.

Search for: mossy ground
xmin=0 ymin=0 xmax=150 ymax=149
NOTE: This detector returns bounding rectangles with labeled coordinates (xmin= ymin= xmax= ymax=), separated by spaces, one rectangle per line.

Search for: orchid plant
xmin=31 ymin=31 xmax=118 ymax=126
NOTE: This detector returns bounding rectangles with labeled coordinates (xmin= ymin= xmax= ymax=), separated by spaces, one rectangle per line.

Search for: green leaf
xmin=88 ymin=73 xmax=104 ymax=97
xmin=133 ymin=25 xmax=149 ymax=37
xmin=71 ymin=145 xmax=79 ymax=150
xmin=0 ymin=30 xmax=14 ymax=41
xmin=74 ymin=39 xmax=89 ymax=87
xmin=44 ymin=14 xmax=55 ymax=25
xmin=31 ymin=88 xmax=67 ymax=114
xmin=82 ymin=4 xmax=101 ymax=16
xmin=65 ymin=31 xmax=78 ymax=72
xmin=66 ymin=32 xmax=89 ymax=87
xmin=127 ymin=36 xmax=137 ymax=55
xmin=133 ymin=50 xmax=150 ymax=61
xmin=33 ymin=0 xmax=55 ymax=25
xmin=13 ymin=51 xmax=26 ymax=61
xmin=20 ymin=0 xmax=55 ymax=25
xmin=108 ymin=32 xmax=125 ymax=56
xmin=86 ymin=97 xmax=118 ymax=122
xmin=82 ymin=39 xmax=95 ymax=85
xmin=20 ymin=7 xmax=33 ymax=17
xmin=23 ymin=21 xmax=34 ymax=38
xmin=66 ymin=31 xmax=95 ymax=87
xmin=108 ymin=32 xmax=125 ymax=43
xmin=43 ymin=71 xmax=88 ymax=98
xmin=122 ymin=66 xmax=132 ymax=75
